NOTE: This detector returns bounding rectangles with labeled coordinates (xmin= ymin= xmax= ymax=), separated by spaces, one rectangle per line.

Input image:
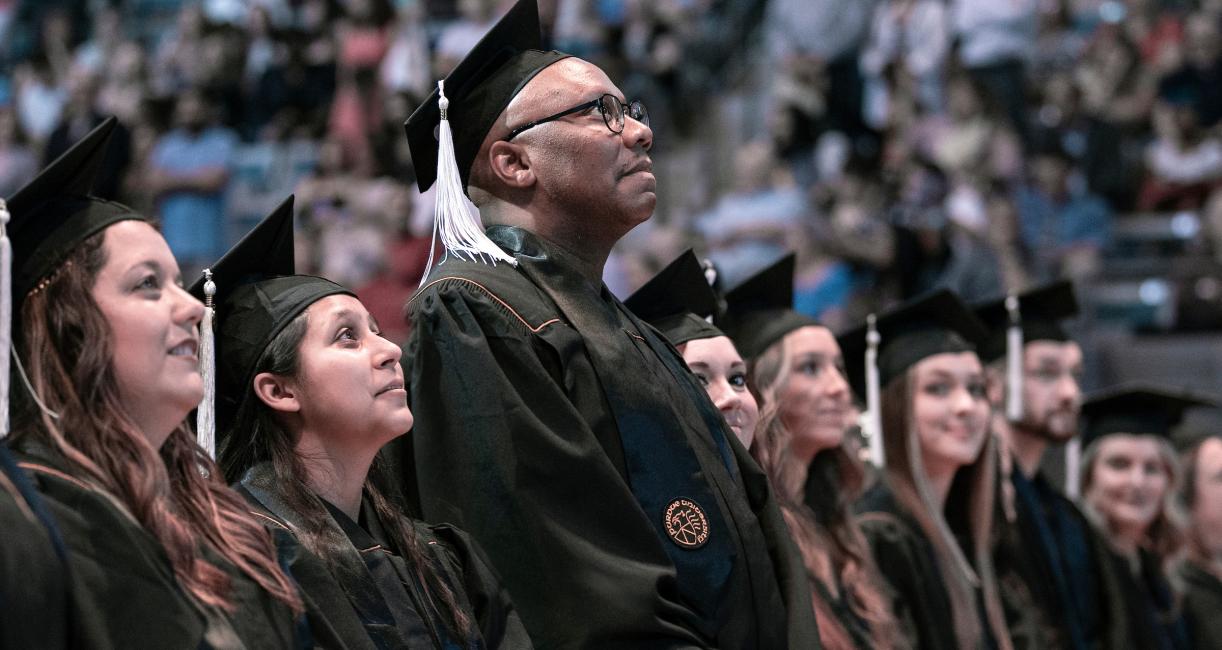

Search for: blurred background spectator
xmin=0 ymin=0 xmax=1220 ymax=396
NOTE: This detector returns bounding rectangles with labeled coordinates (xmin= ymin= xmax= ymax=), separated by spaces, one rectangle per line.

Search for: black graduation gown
xmin=13 ymin=443 xmax=301 ymax=649
xmin=993 ymin=467 xmax=1129 ymax=650
xmin=0 ymin=441 xmax=69 ymax=649
xmin=400 ymin=226 xmax=817 ymax=649
xmin=13 ymin=444 xmax=208 ymax=649
xmin=238 ymin=463 xmax=531 ymax=650
xmin=1181 ymin=561 xmax=1222 ymax=650
xmin=1101 ymin=547 xmax=1190 ymax=650
xmin=855 ymin=482 xmax=961 ymax=650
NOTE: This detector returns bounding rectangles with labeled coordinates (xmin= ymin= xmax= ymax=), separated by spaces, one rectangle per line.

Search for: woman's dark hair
xmin=221 ymin=309 xmax=472 ymax=639
xmin=12 ymin=229 xmax=302 ymax=613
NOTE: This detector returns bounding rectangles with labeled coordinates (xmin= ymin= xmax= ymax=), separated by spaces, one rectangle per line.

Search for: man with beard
xmin=395 ymin=1 xmax=817 ymax=647
xmin=974 ymin=282 xmax=1126 ymax=650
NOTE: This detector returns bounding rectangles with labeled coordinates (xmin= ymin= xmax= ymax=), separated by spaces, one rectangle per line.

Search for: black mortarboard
xmin=973 ymin=281 xmax=1079 ymax=363
xmin=838 ymin=289 xmax=990 ymax=399
xmin=1080 ymin=383 xmax=1216 ymax=449
xmin=624 ymin=250 xmax=724 ymax=346
xmin=719 ymin=254 xmax=821 ymax=360
xmin=404 ymin=0 xmax=570 ymax=193
xmin=190 ymin=197 xmax=353 ymax=436
xmin=7 ymin=117 xmax=147 ymax=315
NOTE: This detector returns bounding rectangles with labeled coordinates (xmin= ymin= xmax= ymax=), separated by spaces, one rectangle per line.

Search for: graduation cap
xmin=2 ymin=117 xmax=146 ymax=437
xmin=624 ymin=250 xmax=724 ymax=347
xmin=838 ymin=290 xmax=990 ymax=467
xmin=404 ymin=0 xmax=571 ymax=279
xmin=718 ymin=254 xmax=821 ymax=360
xmin=1080 ymin=383 xmax=1216 ymax=450
xmin=973 ymin=281 xmax=1079 ymax=422
xmin=189 ymin=196 xmax=352 ymax=455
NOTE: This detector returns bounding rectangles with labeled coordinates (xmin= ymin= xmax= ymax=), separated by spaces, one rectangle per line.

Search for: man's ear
xmin=486 ymin=140 xmax=536 ymax=189
xmin=984 ymin=365 xmax=1005 ymax=408
xmin=252 ymin=372 xmax=301 ymax=414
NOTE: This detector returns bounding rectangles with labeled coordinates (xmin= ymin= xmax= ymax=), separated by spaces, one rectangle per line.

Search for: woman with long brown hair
xmin=716 ymin=255 xmax=905 ymax=649
xmin=1079 ymin=385 xmax=1201 ymax=650
xmin=201 ymin=197 xmax=530 ymax=649
xmin=840 ymin=290 xmax=1012 ymax=650
xmin=5 ymin=119 xmax=303 ymax=647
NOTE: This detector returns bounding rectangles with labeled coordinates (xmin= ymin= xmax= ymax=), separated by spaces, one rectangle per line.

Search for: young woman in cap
xmin=5 ymin=119 xmax=303 ymax=647
xmin=203 ymin=198 xmax=530 ymax=649
xmin=1079 ymin=385 xmax=1203 ymax=650
xmin=714 ymin=255 xmax=905 ymax=649
xmin=841 ymin=290 xmax=1012 ymax=650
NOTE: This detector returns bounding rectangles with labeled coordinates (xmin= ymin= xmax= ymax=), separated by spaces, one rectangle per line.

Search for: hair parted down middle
xmin=12 ymin=230 xmax=302 ymax=613
xmin=748 ymin=336 xmax=905 ymax=650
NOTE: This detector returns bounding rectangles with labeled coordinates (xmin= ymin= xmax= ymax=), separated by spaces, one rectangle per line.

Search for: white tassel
xmin=196 ymin=269 xmax=216 ymax=459
xmin=0 ymin=199 xmax=10 ymax=438
xmin=1064 ymin=437 xmax=1081 ymax=499
xmin=420 ymin=79 xmax=517 ymax=287
xmin=864 ymin=314 xmax=885 ymax=468
xmin=1005 ymin=294 xmax=1024 ymax=423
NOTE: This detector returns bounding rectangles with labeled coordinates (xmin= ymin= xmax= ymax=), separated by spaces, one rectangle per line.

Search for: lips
xmin=624 ymin=159 xmax=653 ymax=176
xmin=168 ymin=339 xmax=198 ymax=358
xmin=376 ymin=380 xmax=406 ymax=396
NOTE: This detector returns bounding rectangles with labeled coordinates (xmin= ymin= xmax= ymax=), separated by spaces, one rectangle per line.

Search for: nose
xmin=950 ymin=385 xmax=975 ymax=415
xmin=706 ymin=378 xmax=740 ymax=413
xmin=172 ymin=284 xmax=205 ymax=327
xmin=1057 ymin=374 xmax=1080 ymax=404
xmin=372 ymin=332 xmax=402 ymax=370
xmin=824 ymin=366 xmax=850 ymax=402
xmin=622 ymin=114 xmax=652 ymax=152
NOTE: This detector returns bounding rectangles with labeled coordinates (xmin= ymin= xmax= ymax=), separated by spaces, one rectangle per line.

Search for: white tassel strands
xmin=196 ymin=269 xmax=216 ymax=459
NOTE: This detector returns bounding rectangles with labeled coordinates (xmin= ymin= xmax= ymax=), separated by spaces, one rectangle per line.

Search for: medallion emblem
xmin=663 ymin=498 xmax=710 ymax=549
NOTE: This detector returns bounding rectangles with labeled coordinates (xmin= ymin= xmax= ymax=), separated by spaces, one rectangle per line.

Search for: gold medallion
xmin=663 ymin=498 xmax=710 ymax=549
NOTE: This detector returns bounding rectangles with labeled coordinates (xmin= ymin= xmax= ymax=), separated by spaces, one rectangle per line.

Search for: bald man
xmin=399 ymin=2 xmax=816 ymax=648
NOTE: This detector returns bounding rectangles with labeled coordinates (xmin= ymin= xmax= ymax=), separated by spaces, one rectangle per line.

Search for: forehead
xmin=508 ymin=58 xmax=622 ymax=117
xmin=1198 ymin=437 xmax=1222 ymax=469
xmin=913 ymin=351 xmax=982 ymax=377
xmin=682 ymin=335 xmax=743 ymax=367
xmin=784 ymin=325 xmax=839 ymax=357
xmin=1025 ymin=340 xmax=1082 ymax=364
xmin=305 ymin=294 xmax=368 ymax=323
xmin=1097 ymin=434 xmax=1164 ymax=460
xmin=100 ymin=220 xmax=175 ymax=270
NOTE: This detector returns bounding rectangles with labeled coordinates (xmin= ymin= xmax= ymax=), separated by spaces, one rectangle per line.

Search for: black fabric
xmin=402 ymin=225 xmax=819 ymax=648
xmin=855 ymin=482 xmax=960 ymax=650
xmin=404 ymin=0 xmax=569 ymax=191
xmin=0 ymin=442 xmax=70 ymax=649
xmin=1080 ymin=384 xmax=1216 ymax=448
xmin=838 ymin=289 xmax=989 ymax=398
xmin=238 ymin=463 xmax=532 ymax=650
xmin=719 ymin=253 xmax=822 ymax=360
xmin=1101 ymin=547 xmax=1190 ymax=650
xmin=972 ymin=281 xmax=1079 ymax=364
xmin=189 ymin=197 xmax=353 ymax=435
xmin=11 ymin=445 xmax=208 ymax=649
xmin=6 ymin=117 xmax=148 ymax=315
xmin=1181 ymin=561 xmax=1222 ymax=650
xmin=623 ymin=249 xmax=725 ymax=346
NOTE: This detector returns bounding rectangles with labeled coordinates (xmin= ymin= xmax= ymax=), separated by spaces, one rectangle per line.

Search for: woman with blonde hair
xmin=718 ymin=255 xmax=906 ymax=649
xmin=840 ymin=290 xmax=1012 ymax=650
xmin=1079 ymin=385 xmax=1201 ymax=650
xmin=5 ymin=119 xmax=303 ymax=647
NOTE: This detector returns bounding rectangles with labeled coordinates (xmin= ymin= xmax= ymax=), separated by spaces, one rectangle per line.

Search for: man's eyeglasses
xmin=504 ymin=93 xmax=649 ymax=141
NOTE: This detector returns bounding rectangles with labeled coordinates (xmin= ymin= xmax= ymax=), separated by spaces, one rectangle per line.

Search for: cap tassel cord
xmin=196 ymin=269 xmax=216 ymax=459
xmin=1005 ymin=294 xmax=1023 ymax=423
xmin=421 ymin=79 xmax=517 ymax=286
xmin=864 ymin=314 xmax=885 ymax=468
xmin=0 ymin=200 xmax=10 ymax=438
xmin=1065 ymin=437 xmax=1081 ymax=499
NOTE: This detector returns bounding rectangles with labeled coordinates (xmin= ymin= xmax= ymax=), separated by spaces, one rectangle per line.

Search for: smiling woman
xmin=4 ymin=119 xmax=303 ymax=647
xmin=206 ymin=197 xmax=531 ymax=649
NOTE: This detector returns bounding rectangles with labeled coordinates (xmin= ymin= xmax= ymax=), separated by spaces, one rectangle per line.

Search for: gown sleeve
xmin=858 ymin=511 xmax=957 ymax=650
xmin=406 ymin=280 xmax=711 ymax=649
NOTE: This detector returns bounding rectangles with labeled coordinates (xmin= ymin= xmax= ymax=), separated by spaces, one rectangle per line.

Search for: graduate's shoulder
xmin=408 ymin=259 xmax=560 ymax=335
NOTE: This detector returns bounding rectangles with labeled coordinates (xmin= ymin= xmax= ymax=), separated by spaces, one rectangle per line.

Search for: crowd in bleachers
xmin=3 ymin=0 xmax=1222 ymax=342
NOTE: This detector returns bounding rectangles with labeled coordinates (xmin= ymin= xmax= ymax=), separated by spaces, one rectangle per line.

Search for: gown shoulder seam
xmin=412 ymin=276 xmax=561 ymax=333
